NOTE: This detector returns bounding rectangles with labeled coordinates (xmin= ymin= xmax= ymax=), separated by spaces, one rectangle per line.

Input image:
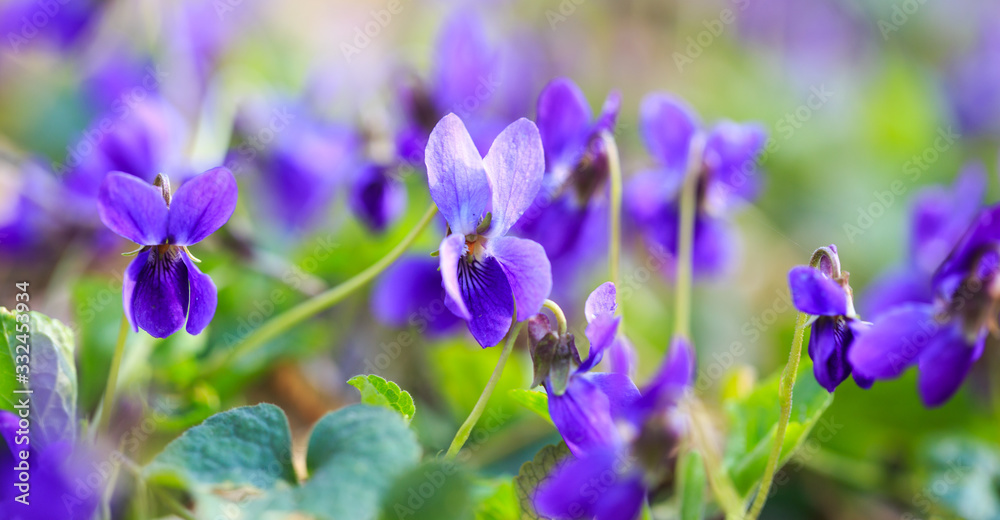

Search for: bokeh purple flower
xmin=395 ymin=11 xmax=539 ymax=166
xmin=513 ymin=78 xmax=620 ymax=305
xmin=626 ymin=93 xmax=766 ymax=279
xmin=944 ymin=18 xmax=1000 ymax=138
xmin=850 ymin=205 xmax=1000 ymax=406
xmin=0 ymin=410 xmax=98 ymax=519
xmin=371 ymin=254 xmax=461 ymax=336
xmin=98 ymin=167 xmax=237 ymax=338
xmin=426 ymin=113 xmax=551 ymax=348
xmin=863 ymin=164 xmax=986 ymax=318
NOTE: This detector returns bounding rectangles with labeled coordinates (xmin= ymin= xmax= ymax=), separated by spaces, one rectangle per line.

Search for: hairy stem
xmin=674 ymin=138 xmax=702 ymax=339
xmin=445 ymin=322 xmax=523 ymax=458
xmin=201 ymin=203 xmax=438 ymax=376
xmin=746 ymin=311 xmax=808 ymax=520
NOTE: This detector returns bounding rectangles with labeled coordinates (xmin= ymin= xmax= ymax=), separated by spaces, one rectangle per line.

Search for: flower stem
xmin=96 ymin=315 xmax=130 ymax=436
xmin=745 ymin=311 xmax=808 ymax=520
xmin=543 ymin=299 xmax=568 ymax=336
xmin=201 ymin=203 xmax=438 ymax=376
xmin=445 ymin=322 xmax=523 ymax=458
xmin=601 ymin=132 xmax=623 ymax=291
xmin=673 ymin=141 xmax=700 ymax=339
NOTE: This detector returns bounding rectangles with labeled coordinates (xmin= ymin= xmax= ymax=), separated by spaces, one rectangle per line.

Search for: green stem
xmin=689 ymin=399 xmax=744 ymax=518
xmin=602 ymin=132 xmax=623 ymax=291
xmin=121 ymin=457 xmax=198 ymax=520
xmin=641 ymin=499 xmax=654 ymax=520
xmin=745 ymin=311 xmax=808 ymax=520
xmin=445 ymin=322 xmax=523 ymax=458
xmin=673 ymin=141 xmax=700 ymax=340
xmin=543 ymin=299 xmax=568 ymax=336
xmin=201 ymin=203 xmax=438 ymax=376
xmin=97 ymin=315 xmax=130 ymax=436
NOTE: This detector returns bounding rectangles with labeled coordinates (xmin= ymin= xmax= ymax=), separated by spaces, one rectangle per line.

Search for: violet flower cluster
xmin=526 ymin=283 xmax=696 ymax=519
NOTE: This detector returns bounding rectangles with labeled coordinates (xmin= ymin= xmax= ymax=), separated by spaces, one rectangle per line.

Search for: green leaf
xmin=514 ymin=442 xmax=571 ymax=519
xmin=146 ymin=404 xmax=422 ymax=520
xmin=300 ymin=405 xmax=422 ymax=519
xmin=921 ymin=437 xmax=1000 ymax=520
xmin=348 ymin=374 xmax=416 ymax=424
xmin=378 ymin=460 xmax=473 ymax=520
xmin=508 ymin=389 xmax=552 ymax=425
xmin=677 ymin=450 xmax=706 ymax=520
xmin=473 ymin=478 xmax=520 ymax=520
xmin=145 ymin=403 xmax=297 ymax=489
xmin=1 ymin=308 xmax=79 ymax=448
xmin=723 ymin=359 xmax=833 ymax=498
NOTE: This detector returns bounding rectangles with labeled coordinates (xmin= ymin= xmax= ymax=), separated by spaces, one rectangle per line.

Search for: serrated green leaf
xmin=723 ymin=359 xmax=834 ymax=498
xmin=514 ymin=442 xmax=571 ymax=519
xmin=508 ymin=389 xmax=552 ymax=426
xmin=1 ymin=308 xmax=78 ymax=448
xmin=348 ymin=374 xmax=416 ymax=424
xmin=677 ymin=450 xmax=706 ymax=520
xmin=378 ymin=459 xmax=473 ymax=520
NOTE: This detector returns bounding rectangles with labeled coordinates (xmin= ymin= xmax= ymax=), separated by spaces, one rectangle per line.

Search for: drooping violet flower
xmin=512 ymin=78 xmax=621 ymax=306
xmin=849 ymin=205 xmax=1000 ymax=407
xmin=863 ymin=164 xmax=986 ymax=318
xmin=98 ymin=167 xmax=237 ymax=338
xmin=626 ymin=93 xmax=766 ymax=279
xmin=528 ymin=283 xmax=640 ymax=456
xmin=0 ymin=410 xmax=98 ymax=519
xmin=371 ymin=255 xmax=461 ymax=336
xmin=534 ymin=337 xmax=696 ymax=520
xmin=789 ymin=245 xmax=872 ymax=392
xmin=426 ymin=113 xmax=551 ymax=348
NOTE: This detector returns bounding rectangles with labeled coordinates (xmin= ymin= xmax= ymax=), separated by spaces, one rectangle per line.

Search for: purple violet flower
xmin=626 ymin=93 xmax=766 ymax=279
xmin=395 ymin=11 xmax=535 ymax=166
xmin=863 ymin=164 xmax=986 ymax=318
xmin=0 ymin=410 xmax=98 ymax=519
xmin=788 ymin=245 xmax=873 ymax=392
xmin=426 ymin=113 xmax=552 ymax=348
xmin=529 ymin=283 xmax=640 ymax=457
xmin=371 ymin=254 xmax=461 ymax=336
xmin=513 ymin=78 xmax=621 ymax=305
xmin=97 ymin=167 xmax=238 ymax=338
xmin=849 ymin=205 xmax=1000 ymax=407
xmin=534 ymin=336 xmax=696 ymax=520
xmin=231 ymin=102 xmax=360 ymax=234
